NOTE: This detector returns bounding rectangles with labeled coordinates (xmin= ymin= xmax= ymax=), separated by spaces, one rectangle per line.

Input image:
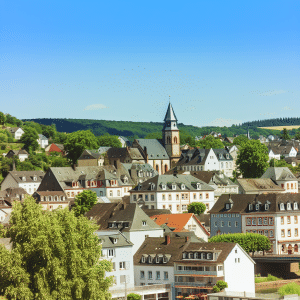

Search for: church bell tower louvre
xmin=162 ymin=102 xmax=181 ymax=167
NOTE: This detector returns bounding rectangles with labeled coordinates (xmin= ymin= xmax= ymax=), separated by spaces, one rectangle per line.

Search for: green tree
xmin=180 ymin=131 xmax=195 ymax=147
xmin=54 ymin=131 xmax=68 ymax=144
xmin=97 ymin=133 xmax=122 ymax=148
xmin=20 ymin=127 xmax=39 ymax=152
xmin=73 ymin=190 xmax=98 ymax=217
xmin=64 ymin=130 xmax=99 ymax=164
xmin=127 ymin=293 xmax=142 ymax=300
xmin=145 ymin=132 xmax=162 ymax=139
xmin=0 ymin=132 xmax=8 ymax=143
xmin=196 ymin=135 xmax=224 ymax=149
xmin=187 ymin=202 xmax=206 ymax=215
xmin=42 ymin=124 xmax=57 ymax=140
xmin=233 ymin=135 xmax=248 ymax=146
xmin=213 ymin=280 xmax=228 ymax=293
xmin=0 ymin=196 xmax=112 ymax=299
xmin=209 ymin=233 xmax=271 ymax=254
xmin=281 ymin=128 xmax=291 ymax=140
xmin=236 ymin=140 xmax=269 ymax=178
xmin=0 ymin=112 xmax=6 ymax=125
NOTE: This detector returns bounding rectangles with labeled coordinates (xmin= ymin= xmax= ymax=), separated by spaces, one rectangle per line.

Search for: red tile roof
xmin=150 ymin=213 xmax=209 ymax=236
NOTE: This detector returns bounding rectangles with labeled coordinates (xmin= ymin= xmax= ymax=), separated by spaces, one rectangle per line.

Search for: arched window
xmin=174 ymin=136 xmax=178 ymax=143
xmin=164 ymin=164 xmax=168 ymax=173
xmin=167 ymin=136 xmax=171 ymax=144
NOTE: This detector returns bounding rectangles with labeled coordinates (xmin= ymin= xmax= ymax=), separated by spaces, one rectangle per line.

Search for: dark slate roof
xmin=142 ymin=208 xmax=172 ymax=217
xmin=189 ymin=171 xmax=236 ymax=187
xmin=135 ymin=139 xmax=169 ymax=160
xmin=95 ymin=230 xmax=133 ymax=248
xmin=180 ymin=242 xmax=236 ymax=264
xmin=261 ymin=167 xmax=297 ymax=181
xmin=131 ymin=174 xmax=214 ymax=192
xmin=209 ymin=193 xmax=300 ymax=214
xmin=164 ymin=103 xmax=178 ymax=122
xmin=237 ymin=178 xmax=284 ymax=193
xmin=85 ymin=202 xmax=123 ymax=229
xmin=212 ymin=149 xmax=233 ymax=161
xmin=134 ymin=235 xmax=189 ymax=267
xmin=176 ymin=149 xmax=209 ymax=166
xmin=8 ymin=171 xmax=45 ymax=183
xmin=108 ymin=203 xmax=162 ymax=232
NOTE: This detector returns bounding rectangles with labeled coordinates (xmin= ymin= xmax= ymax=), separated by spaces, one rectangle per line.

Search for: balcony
xmin=175 ymin=270 xmax=218 ymax=276
xmin=175 ymin=282 xmax=214 ymax=289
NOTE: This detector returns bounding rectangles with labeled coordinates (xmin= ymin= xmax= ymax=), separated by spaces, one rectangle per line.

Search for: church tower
xmin=162 ymin=103 xmax=181 ymax=167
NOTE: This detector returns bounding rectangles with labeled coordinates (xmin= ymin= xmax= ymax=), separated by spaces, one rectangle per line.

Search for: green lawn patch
xmin=255 ymin=274 xmax=282 ymax=283
xmin=278 ymin=282 xmax=300 ymax=296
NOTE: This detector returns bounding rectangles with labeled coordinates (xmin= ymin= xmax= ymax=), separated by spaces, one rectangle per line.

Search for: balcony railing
xmin=175 ymin=282 xmax=214 ymax=288
xmin=175 ymin=270 xmax=218 ymax=276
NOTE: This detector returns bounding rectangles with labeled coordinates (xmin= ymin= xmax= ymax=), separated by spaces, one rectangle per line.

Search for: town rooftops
xmin=209 ymin=193 xmax=300 ymax=214
xmin=107 ymin=147 xmax=144 ymax=160
xmin=237 ymin=178 xmax=284 ymax=193
xmin=131 ymin=174 xmax=214 ymax=192
xmin=261 ymin=167 xmax=297 ymax=181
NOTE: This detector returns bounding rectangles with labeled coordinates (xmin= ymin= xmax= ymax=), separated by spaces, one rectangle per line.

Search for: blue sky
xmin=0 ymin=1 xmax=299 ymax=127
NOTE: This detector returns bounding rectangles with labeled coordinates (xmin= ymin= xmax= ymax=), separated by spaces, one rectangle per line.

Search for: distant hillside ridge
xmin=23 ymin=118 xmax=281 ymax=139
xmin=243 ymin=117 xmax=300 ymax=128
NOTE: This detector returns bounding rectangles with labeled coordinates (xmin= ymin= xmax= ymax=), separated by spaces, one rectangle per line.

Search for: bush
xmin=127 ymin=293 xmax=141 ymax=300
xmin=278 ymin=282 xmax=300 ymax=296
xmin=212 ymin=286 xmax=220 ymax=293
xmin=216 ymin=280 xmax=228 ymax=290
xmin=0 ymin=144 xmax=6 ymax=150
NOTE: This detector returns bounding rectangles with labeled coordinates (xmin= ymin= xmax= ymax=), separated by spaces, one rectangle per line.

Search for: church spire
xmin=163 ymin=102 xmax=178 ymax=130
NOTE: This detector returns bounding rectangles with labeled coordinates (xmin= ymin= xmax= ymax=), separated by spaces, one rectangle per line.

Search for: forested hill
xmin=23 ymin=118 xmax=280 ymax=138
xmin=243 ymin=117 xmax=300 ymax=128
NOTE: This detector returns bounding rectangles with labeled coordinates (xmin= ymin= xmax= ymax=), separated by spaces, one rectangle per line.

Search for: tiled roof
xmin=8 ymin=171 xmax=45 ymax=183
xmin=142 ymin=208 xmax=172 ymax=217
xmin=131 ymin=174 xmax=214 ymax=192
xmin=176 ymin=149 xmax=208 ymax=166
xmin=261 ymin=167 xmax=297 ymax=181
xmin=135 ymin=139 xmax=169 ymax=160
xmin=237 ymin=178 xmax=284 ymax=192
xmin=209 ymin=193 xmax=300 ymax=214
xmin=95 ymin=230 xmax=133 ymax=248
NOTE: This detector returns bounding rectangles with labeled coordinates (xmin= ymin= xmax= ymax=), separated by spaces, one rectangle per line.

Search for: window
xmin=281 ymin=230 xmax=285 ymax=237
xmin=108 ymin=249 xmax=115 ymax=257
xmin=218 ymin=266 xmax=223 ymax=271
xmin=156 ymin=271 xmax=160 ymax=280
xmin=214 ymin=222 xmax=217 ymax=227
xmin=140 ymin=271 xmax=145 ymax=279
xmin=193 ymin=193 xmax=196 ymax=200
xmin=169 ymin=205 xmax=172 ymax=210
xmin=295 ymin=216 xmax=298 ymax=224
xmin=206 ymin=193 xmax=209 ymax=199
xmin=164 ymin=272 xmax=168 ymax=280
xmin=182 ymin=205 xmax=187 ymax=211
xmin=295 ymin=229 xmax=298 ymax=237
xmin=148 ymin=271 xmax=152 ymax=280
xmin=280 ymin=203 xmax=285 ymax=210
xmin=151 ymin=194 xmax=155 ymax=201
xmin=168 ymin=194 xmax=172 ymax=200
xmin=263 ymin=217 xmax=268 ymax=225
xmin=235 ymin=258 xmax=240 ymax=263
xmin=281 ymin=217 xmax=284 ymax=225
xmin=269 ymin=217 xmax=274 ymax=225
xmin=287 ymin=203 xmax=291 ymax=210
xmin=141 ymin=256 xmax=146 ymax=263
xmin=287 ymin=216 xmax=291 ymax=224
xmin=162 ymin=194 xmax=166 ymax=201
xmin=221 ymin=221 xmax=224 ymax=227
xmin=228 ymin=221 xmax=231 ymax=227
xmin=142 ymin=221 xmax=147 ymax=226
xmin=145 ymin=194 xmax=148 ymax=201
xmin=246 ymin=218 xmax=251 ymax=226
xmin=119 ymin=262 xmax=125 ymax=269
xmin=258 ymin=218 xmax=262 ymax=225
xmin=255 ymin=204 xmax=260 ymax=210
xmin=264 ymin=230 xmax=268 ymax=236
xmin=252 ymin=218 xmax=256 ymax=226
xmin=288 ymin=229 xmax=291 ymax=237
xmin=177 ymin=205 xmax=180 ymax=211
xmin=294 ymin=202 xmax=298 ymax=210
xmin=199 ymin=193 xmax=203 ymax=200
xmin=235 ymin=221 xmax=238 ymax=227
xmin=176 ymin=194 xmax=179 ymax=200
xmin=270 ymin=230 xmax=274 ymax=237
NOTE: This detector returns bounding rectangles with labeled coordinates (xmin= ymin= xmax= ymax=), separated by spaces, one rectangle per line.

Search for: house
xmin=129 ymin=173 xmax=215 ymax=213
xmin=96 ymin=230 xmax=134 ymax=289
xmin=33 ymin=191 xmax=69 ymax=211
xmin=188 ymin=171 xmax=238 ymax=201
xmin=118 ymin=136 xmax=132 ymax=147
xmin=107 ymin=147 xmax=146 ymax=166
xmin=210 ymin=193 xmax=300 ymax=254
xmin=261 ymin=167 xmax=298 ymax=193
xmin=7 ymin=127 xmax=24 ymax=140
xmin=45 ymin=143 xmax=65 ymax=155
xmin=150 ymin=213 xmax=210 ymax=241
xmin=237 ymin=178 xmax=285 ymax=194
xmin=284 ymin=157 xmax=300 ymax=167
xmin=77 ymin=149 xmax=105 ymax=167
xmin=176 ymin=148 xmax=234 ymax=178
xmin=1 ymin=171 xmax=45 ymax=195
xmin=37 ymin=134 xmax=49 ymax=149
xmin=134 ymin=234 xmax=188 ymax=287
xmin=5 ymin=149 xmax=29 ymax=162
xmin=268 ymin=145 xmax=297 ymax=160
xmin=223 ymin=137 xmax=234 ymax=144
xmin=268 ymin=147 xmax=281 ymax=161
xmin=122 ymin=163 xmax=158 ymax=185
xmin=37 ymin=166 xmax=134 ymax=203
xmin=175 ymin=242 xmax=255 ymax=296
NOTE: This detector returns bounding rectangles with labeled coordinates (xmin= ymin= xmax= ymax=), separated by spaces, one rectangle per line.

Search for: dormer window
xmin=163 ymin=256 xmax=168 ymax=263
xmin=148 ymin=256 xmax=153 ymax=263
xmin=138 ymin=183 xmax=142 ymax=191
xmin=294 ymin=202 xmax=298 ymax=210
xmin=22 ymin=176 xmax=26 ymax=181
xmin=207 ymin=253 xmax=213 ymax=260
xmin=248 ymin=204 xmax=253 ymax=211
xmin=172 ymin=184 xmax=176 ymax=190
xmin=150 ymin=183 xmax=155 ymax=191
xmin=162 ymin=184 xmax=166 ymax=190
xmin=280 ymin=203 xmax=285 ymax=211
xmin=265 ymin=204 xmax=269 ymax=210
xmin=156 ymin=256 xmax=160 ymax=263
xmin=142 ymin=221 xmax=147 ymax=226
xmin=225 ymin=203 xmax=231 ymax=210
xmin=182 ymin=252 xmax=187 ymax=259
xmin=287 ymin=203 xmax=291 ymax=210
xmin=189 ymin=253 xmax=194 ymax=259
xmin=255 ymin=204 xmax=260 ymax=211
xmin=112 ymin=238 xmax=118 ymax=244
xmin=226 ymin=154 xmax=229 ymax=159
xmin=33 ymin=176 xmax=37 ymax=181
xmin=181 ymin=184 xmax=185 ymax=190
xmin=141 ymin=256 xmax=146 ymax=263
xmin=219 ymin=154 xmax=223 ymax=159
xmin=196 ymin=183 xmax=201 ymax=190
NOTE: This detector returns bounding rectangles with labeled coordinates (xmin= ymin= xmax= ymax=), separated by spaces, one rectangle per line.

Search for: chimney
xmin=165 ymin=235 xmax=171 ymax=245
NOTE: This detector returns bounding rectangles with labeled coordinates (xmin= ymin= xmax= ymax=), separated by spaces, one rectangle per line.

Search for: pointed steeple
xmin=164 ymin=102 xmax=177 ymax=122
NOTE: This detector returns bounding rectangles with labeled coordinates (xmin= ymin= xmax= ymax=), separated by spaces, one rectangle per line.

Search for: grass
xmin=259 ymin=125 xmax=300 ymax=130
xmin=278 ymin=282 xmax=300 ymax=296
xmin=0 ymin=142 xmax=24 ymax=155
xmin=258 ymin=288 xmax=279 ymax=294
xmin=255 ymin=274 xmax=282 ymax=283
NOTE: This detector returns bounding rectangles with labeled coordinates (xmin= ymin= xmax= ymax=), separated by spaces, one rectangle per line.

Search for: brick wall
xmin=256 ymin=278 xmax=300 ymax=292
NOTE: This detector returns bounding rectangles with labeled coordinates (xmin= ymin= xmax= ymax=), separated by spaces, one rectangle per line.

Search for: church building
xmin=131 ymin=103 xmax=181 ymax=175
